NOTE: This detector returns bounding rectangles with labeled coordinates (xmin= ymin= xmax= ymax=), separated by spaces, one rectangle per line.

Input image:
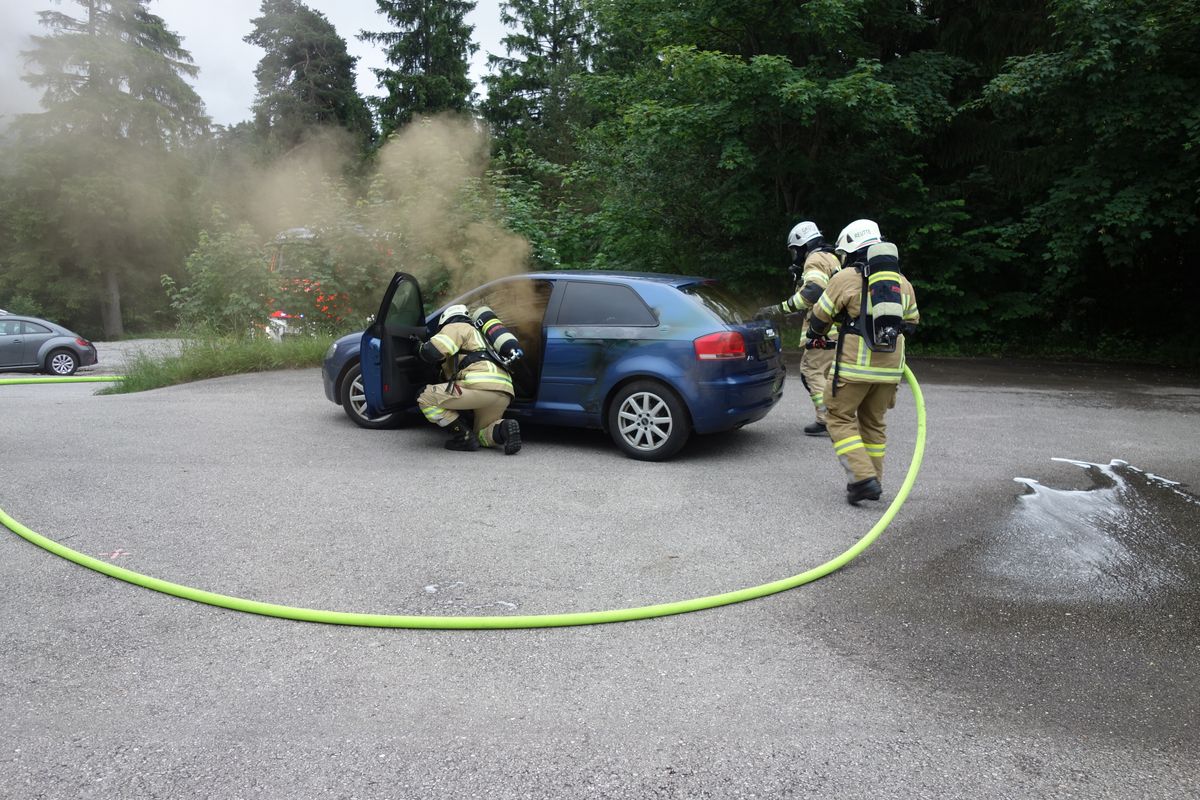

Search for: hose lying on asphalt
xmin=0 ymin=367 xmax=926 ymax=629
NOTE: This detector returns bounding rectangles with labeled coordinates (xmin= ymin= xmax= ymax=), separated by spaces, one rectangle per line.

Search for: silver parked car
xmin=0 ymin=314 xmax=98 ymax=376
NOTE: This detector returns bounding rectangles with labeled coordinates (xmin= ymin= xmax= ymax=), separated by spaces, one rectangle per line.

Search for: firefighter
xmin=805 ymin=220 xmax=919 ymax=505
xmin=415 ymin=304 xmax=522 ymax=454
xmin=756 ymin=221 xmax=842 ymax=435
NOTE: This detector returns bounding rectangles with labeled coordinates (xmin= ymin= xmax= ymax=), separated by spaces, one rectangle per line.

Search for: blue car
xmin=322 ymin=271 xmax=785 ymax=461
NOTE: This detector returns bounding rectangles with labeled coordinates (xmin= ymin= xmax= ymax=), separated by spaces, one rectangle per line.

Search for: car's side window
xmin=0 ymin=320 xmax=21 ymax=336
xmin=21 ymin=322 xmax=51 ymax=335
xmin=556 ymin=283 xmax=657 ymax=326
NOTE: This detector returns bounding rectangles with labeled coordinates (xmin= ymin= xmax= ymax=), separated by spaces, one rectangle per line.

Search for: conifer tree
xmin=9 ymin=0 xmax=208 ymax=337
xmin=359 ymin=0 xmax=478 ymax=138
xmin=246 ymin=0 xmax=375 ymax=155
xmin=481 ymin=0 xmax=593 ymax=158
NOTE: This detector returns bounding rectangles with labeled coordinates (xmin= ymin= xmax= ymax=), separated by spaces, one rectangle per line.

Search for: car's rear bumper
xmin=80 ymin=348 xmax=98 ymax=368
xmin=690 ymin=363 xmax=785 ymax=434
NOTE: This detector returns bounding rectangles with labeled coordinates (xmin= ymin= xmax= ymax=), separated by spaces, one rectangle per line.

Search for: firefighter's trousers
xmin=799 ymin=346 xmax=836 ymax=423
xmin=823 ymin=379 xmax=898 ymax=483
xmin=417 ymin=384 xmax=512 ymax=448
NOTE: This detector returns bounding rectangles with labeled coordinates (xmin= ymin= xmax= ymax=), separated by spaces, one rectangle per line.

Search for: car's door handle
xmin=564 ymin=329 xmax=576 ymax=340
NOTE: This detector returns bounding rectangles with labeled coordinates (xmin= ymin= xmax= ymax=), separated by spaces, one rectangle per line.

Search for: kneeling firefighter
xmin=415 ymin=304 xmax=523 ymax=454
xmin=756 ymin=221 xmax=842 ymax=435
xmin=805 ymin=219 xmax=920 ymax=505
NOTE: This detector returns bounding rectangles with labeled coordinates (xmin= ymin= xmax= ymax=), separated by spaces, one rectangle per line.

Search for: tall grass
xmin=99 ymin=334 xmax=335 ymax=394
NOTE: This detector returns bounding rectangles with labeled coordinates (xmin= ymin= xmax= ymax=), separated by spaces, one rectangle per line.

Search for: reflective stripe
xmin=422 ymin=405 xmax=448 ymax=421
xmin=837 ymin=363 xmax=904 ymax=382
xmin=459 ymin=362 xmax=514 ymax=391
xmin=817 ymin=292 xmax=836 ymax=316
xmin=867 ymin=270 xmax=902 ymax=286
xmin=431 ymin=333 xmax=458 ymax=355
xmin=834 ymin=435 xmax=863 ymax=455
xmin=461 ymin=373 xmax=513 ymax=388
xmin=864 ymin=442 xmax=886 ymax=457
xmin=802 ymin=269 xmax=829 ymax=287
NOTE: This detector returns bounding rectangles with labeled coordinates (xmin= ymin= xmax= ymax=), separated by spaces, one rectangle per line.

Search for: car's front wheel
xmin=339 ymin=361 xmax=402 ymax=429
xmin=607 ymin=380 xmax=691 ymax=461
xmin=45 ymin=349 xmax=79 ymax=376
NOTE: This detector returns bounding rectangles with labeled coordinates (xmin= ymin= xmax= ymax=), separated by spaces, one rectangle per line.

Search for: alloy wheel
xmin=616 ymin=391 xmax=673 ymax=452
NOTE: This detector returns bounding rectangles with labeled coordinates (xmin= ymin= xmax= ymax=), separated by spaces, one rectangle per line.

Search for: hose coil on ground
xmin=0 ymin=368 xmax=926 ymax=629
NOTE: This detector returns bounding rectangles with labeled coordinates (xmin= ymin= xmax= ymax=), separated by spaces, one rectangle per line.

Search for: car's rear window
xmin=681 ymin=281 xmax=750 ymax=324
xmin=557 ymin=282 xmax=657 ymax=326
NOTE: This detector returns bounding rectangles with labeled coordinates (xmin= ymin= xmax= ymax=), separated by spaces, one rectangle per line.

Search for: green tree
xmin=4 ymin=0 xmax=208 ymax=338
xmin=163 ymin=207 xmax=271 ymax=333
xmin=972 ymin=0 xmax=1199 ymax=351
xmin=245 ymin=0 xmax=375 ymax=155
xmin=566 ymin=1 xmax=962 ymax=289
xmin=359 ymin=0 xmax=478 ymax=138
xmin=481 ymin=0 xmax=594 ymax=159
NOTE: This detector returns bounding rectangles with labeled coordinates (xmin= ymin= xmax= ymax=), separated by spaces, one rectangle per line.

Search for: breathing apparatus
xmin=471 ymin=306 xmax=524 ymax=365
xmin=829 ymin=220 xmax=904 ymax=353
xmin=854 ymin=243 xmax=905 ymax=353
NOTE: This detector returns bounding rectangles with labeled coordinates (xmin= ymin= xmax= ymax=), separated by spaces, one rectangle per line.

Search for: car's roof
xmin=4 ymin=314 xmax=68 ymax=329
xmin=511 ymin=270 xmax=710 ymax=288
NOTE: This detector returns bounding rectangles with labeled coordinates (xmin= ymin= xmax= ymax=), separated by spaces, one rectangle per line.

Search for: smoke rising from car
xmin=231 ymin=115 xmax=532 ymax=305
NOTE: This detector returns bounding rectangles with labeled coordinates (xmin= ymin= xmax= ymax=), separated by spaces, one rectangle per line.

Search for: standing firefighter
xmin=415 ymin=304 xmax=522 ymax=454
xmin=806 ymin=220 xmax=919 ymax=505
xmin=757 ymin=221 xmax=842 ymax=435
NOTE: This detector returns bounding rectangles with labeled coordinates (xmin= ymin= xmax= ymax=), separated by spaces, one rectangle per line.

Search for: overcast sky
xmin=1 ymin=0 xmax=508 ymax=126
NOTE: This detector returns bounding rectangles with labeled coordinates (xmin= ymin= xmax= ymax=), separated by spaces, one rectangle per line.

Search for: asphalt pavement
xmin=1 ymin=359 xmax=1198 ymax=799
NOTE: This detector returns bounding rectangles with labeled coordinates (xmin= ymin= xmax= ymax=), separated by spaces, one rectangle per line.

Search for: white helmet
xmin=835 ymin=219 xmax=883 ymax=254
xmin=438 ymin=304 xmax=469 ymax=326
xmin=786 ymin=221 xmax=822 ymax=250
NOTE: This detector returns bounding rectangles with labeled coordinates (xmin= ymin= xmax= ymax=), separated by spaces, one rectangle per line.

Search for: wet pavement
xmin=815 ymin=458 xmax=1199 ymax=751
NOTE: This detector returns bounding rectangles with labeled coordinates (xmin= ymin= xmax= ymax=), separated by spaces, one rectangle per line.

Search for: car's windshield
xmin=680 ymin=281 xmax=751 ymax=324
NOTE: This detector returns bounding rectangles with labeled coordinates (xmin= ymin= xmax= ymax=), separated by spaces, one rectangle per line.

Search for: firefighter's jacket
xmin=809 ymin=265 xmax=920 ymax=384
xmin=775 ymin=250 xmax=842 ymax=336
xmin=425 ymin=321 xmax=514 ymax=396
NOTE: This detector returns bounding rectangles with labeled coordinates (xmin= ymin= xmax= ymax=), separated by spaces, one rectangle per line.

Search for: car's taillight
xmin=694 ymin=331 xmax=745 ymax=360
xmin=75 ymin=338 xmax=90 ymax=347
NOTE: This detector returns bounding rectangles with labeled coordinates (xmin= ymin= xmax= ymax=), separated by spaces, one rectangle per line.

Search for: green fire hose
xmin=0 ymin=367 xmax=926 ymax=629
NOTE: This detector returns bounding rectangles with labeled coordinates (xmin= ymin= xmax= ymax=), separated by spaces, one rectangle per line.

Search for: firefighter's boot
xmin=444 ymin=419 xmax=479 ymax=452
xmin=804 ymin=420 xmax=828 ymax=436
xmin=846 ymin=476 xmax=882 ymax=505
xmin=494 ymin=418 xmax=522 ymax=455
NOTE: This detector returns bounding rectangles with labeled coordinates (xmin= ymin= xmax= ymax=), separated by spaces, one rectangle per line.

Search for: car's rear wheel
xmin=607 ymin=380 xmax=691 ymax=461
xmin=339 ymin=361 xmax=402 ymax=429
xmin=45 ymin=349 xmax=79 ymax=376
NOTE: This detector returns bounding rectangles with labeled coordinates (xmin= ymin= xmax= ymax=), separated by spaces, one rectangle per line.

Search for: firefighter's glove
xmin=754 ymin=305 xmax=778 ymax=321
xmin=807 ymin=335 xmax=828 ymax=350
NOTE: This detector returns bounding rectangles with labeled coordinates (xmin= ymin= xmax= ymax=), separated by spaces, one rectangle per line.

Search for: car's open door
xmin=361 ymin=272 xmax=428 ymax=418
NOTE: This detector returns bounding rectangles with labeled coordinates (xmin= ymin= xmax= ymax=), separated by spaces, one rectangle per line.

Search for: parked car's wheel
xmin=607 ymin=380 xmax=691 ymax=461
xmin=339 ymin=361 xmax=402 ymax=429
xmin=45 ymin=348 xmax=79 ymax=376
